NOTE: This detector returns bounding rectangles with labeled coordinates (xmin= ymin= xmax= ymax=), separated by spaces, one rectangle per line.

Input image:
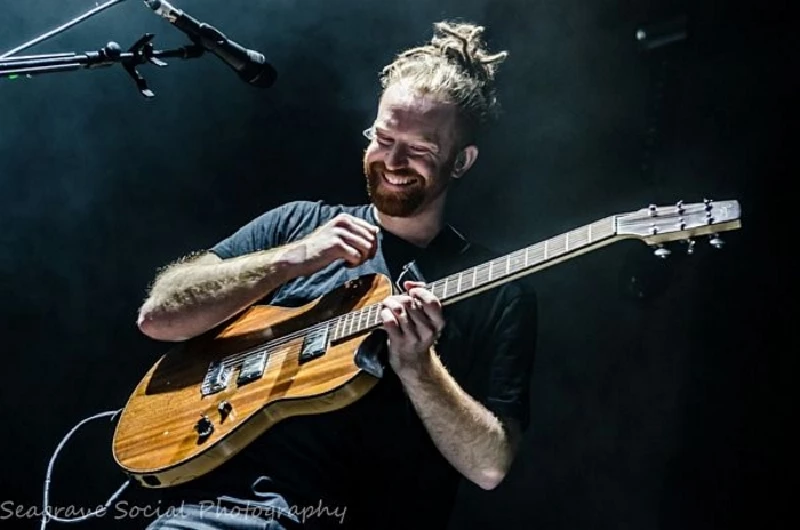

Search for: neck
xmin=373 ymin=191 xmax=448 ymax=248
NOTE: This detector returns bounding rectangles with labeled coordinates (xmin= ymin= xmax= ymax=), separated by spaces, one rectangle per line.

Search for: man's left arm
xmin=381 ymin=281 xmax=537 ymax=491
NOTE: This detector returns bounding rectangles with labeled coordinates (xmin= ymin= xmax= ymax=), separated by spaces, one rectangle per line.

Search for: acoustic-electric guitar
xmin=113 ymin=199 xmax=742 ymax=488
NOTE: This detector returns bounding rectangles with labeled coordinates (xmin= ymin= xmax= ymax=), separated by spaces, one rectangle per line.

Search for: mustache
xmin=370 ymin=162 xmax=419 ymax=179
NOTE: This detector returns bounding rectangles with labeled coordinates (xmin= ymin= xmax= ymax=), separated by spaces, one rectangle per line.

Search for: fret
xmin=551 ymin=235 xmax=565 ymax=255
xmin=471 ymin=266 xmax=477 ymax=288
xmin=433 ymin=281 xmax=443 ymax=299
xmin=356 ymin=309 xmax=364 ymax=332
xmin=512 ymin=250 xmax=525 ymax=272
xmin=457 ymin=272 xmax=463 ymax=294
xmin=579 ymin=226 xmax=589 ymax=244
xmin=505 ymin=255 xmax=510 ymax=276
xmin=443 ymin=276 xmax=449 ymax=298
xmin=544 ymin=240 xmax=548 ymax=259
xmin=347 ymin=312 xmax=354 ymax=335
xmin=588 ymin=222 xmax=592 ymax=242
xmin=565 ymin=232 xmax=569 ymax=252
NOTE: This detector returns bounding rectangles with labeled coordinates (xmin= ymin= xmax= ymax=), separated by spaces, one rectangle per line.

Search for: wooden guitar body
xmin=112 ymin=273 xmax=391 ymax=488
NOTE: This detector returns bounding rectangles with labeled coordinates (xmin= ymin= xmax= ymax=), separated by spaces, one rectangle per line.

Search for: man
xmin=138 ymin=20 xmax=537 ymax=529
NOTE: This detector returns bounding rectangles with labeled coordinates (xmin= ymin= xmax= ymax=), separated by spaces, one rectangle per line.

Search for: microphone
xmin=143 ymin=0 xmax=276 ymax=88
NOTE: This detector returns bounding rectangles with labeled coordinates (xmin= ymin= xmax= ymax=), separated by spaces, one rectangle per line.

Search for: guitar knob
xmin=218 ymin=400 xmax=232 ymax=422
xmin=195 ymin=415 xmax=214 ymax=439
xmin=653 ymin=246 xmax=671 ymax=259
xmin=709 ymin=234 xmax=724 ymax=249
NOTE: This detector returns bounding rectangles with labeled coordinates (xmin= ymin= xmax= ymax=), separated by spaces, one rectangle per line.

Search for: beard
xmin=363 ymin=151 xmax=454 ymax=217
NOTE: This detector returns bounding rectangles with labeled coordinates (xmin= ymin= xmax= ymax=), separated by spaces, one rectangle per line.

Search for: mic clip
xmin=108 ymin=33 xmax=205 ymax=98
xmin=117 ymin=33 xmax=167 ymax=98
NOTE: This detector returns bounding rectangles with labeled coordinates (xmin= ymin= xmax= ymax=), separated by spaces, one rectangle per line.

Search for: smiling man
xmin=139 ymin=21 xmax=538 ymax=530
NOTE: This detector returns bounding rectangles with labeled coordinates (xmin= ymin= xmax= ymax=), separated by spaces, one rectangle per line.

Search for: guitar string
xmin=211 ymin=220 xmax=617 ymax=369
xmin=212 ymin=258 xmax=558 ymax=371
xmin=215 ymin=221 xmax=614 ymax=369
xmin=214 ymin=264 xmax=516 ymax=369
xmin=212 ymin=212 xmax=728 ymax=374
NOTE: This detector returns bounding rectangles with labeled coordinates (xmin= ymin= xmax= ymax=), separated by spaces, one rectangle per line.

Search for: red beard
xmin=363 ymin=153 xmax=455 ymax=217
xmin=364 ymin=161 xmax=426 ymax=217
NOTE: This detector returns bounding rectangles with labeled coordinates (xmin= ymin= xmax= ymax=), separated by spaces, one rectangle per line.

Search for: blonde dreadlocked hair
xmin=379 ymin=21 xmax=508 ymax=145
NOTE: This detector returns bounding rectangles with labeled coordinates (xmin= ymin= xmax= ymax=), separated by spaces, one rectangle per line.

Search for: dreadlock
xmin=379 ymin=21 xmax=509 ymax=145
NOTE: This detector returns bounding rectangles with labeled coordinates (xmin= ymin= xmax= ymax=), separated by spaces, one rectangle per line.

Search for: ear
xmin=452 ymin=145 xmax=479 ymax=179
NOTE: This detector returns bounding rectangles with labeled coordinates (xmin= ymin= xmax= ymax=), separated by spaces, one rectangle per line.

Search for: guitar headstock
xmin=616 ymin=199 xmax=742 ymax=256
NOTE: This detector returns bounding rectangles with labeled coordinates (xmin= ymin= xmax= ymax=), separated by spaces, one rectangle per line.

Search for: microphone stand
xmin=0 ymin=33 xmax=206 ymax=97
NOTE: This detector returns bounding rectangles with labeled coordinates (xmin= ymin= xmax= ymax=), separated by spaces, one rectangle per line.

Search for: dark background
xmin=0 ymin=0 xmax=788 ymax=529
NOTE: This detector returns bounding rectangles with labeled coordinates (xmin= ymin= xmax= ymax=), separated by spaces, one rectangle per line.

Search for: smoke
xmin=1 ymin=1 xmax=778 ymax=529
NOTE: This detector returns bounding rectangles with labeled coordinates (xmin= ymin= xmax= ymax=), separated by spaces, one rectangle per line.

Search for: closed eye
xmin=408 ymin=145 xmax=432 ymax=155
xmin=375 ymin=133 xmax=393 ymax=146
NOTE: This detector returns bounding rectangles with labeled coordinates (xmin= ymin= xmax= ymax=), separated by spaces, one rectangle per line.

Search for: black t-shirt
xmin=172 ymin=200 xmax=537 ymax=528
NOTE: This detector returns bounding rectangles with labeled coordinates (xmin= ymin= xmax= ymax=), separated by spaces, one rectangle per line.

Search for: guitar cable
xmin=4 ymin=4 xmax=138 ymax=526
xmin=39 ymin=409 xmax=131 ymax=530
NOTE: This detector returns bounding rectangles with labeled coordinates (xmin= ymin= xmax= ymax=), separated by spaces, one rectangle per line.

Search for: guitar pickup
xmin=299 ymin=326 xmax=329 ymax=363
xmin=237 ymin=351 xmax=267 ymax=386
xmin=201 ymin=361 xmax=232 ymax=396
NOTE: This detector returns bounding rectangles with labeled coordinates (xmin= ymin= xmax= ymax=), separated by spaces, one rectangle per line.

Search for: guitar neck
xmin=330 ymin=215 xmax=619 ymax=342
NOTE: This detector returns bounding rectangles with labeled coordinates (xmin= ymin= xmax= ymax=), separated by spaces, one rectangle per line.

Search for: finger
xmin=340 ymin=216 xmax=380 ymax=246
xmin=382 ymin=297 xmax=417 ymax=339
xmin=380 ymin=307 xmax=400 ymax=336
xmin=407 ymin=287 xmax=438 ymax=305
xmin=345 ymin=214 xmax=381 ymax=236
xmin=403 ymin=280 xmax=426 ymax=291
xmin=340 ymin=223 xmax=378 ymax=260
xmin=334 ymin=241 xmax=364 ymax=267
xmin=383 ymin=295 xmax=414 ymax=313
xmin=336 ymin=229 xmax=373 ymax=263
xmin=408 ymin=289 xmax=446 ymax=333
xmin=405 ymin=302 xmax=436 ymax=343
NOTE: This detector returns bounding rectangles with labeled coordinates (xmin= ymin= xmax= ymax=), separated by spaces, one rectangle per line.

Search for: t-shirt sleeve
xmin=483 ymin=284 xmax=538 ymax=433
xmin=209 ymin=200 xmax=320 ymax=259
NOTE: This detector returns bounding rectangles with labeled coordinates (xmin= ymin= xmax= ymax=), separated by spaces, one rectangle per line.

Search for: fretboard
xmin=329 ymin=215 xmax=618 ymax=342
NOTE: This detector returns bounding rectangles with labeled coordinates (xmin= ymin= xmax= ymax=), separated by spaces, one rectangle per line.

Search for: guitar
xmin=113 ymin=199 xmax=742 ymax=488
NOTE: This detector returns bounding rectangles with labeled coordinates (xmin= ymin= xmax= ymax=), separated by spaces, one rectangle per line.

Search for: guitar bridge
xmin=299 ymin=326 xmax=330 ymax=363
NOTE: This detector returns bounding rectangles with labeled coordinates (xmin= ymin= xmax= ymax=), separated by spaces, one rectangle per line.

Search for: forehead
xmin=374 ymin=85 xmax=458 ymax=144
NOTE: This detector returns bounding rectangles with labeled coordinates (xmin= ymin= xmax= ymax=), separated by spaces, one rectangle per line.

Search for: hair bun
xmin=431 ymin=22 xmax=508 ymax=83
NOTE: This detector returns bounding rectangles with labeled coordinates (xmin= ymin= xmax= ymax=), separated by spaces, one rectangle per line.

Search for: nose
xmin=384 ymin=144 xmax=408 ymax=171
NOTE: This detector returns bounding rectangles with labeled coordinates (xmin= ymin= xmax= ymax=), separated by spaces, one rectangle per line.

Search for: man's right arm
xmin=137 ymin=246 xmax=302 ymax=342
xmin=137 ymin=214 xmax=379 ymax=342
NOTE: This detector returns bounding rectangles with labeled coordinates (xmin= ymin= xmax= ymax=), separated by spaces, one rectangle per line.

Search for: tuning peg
xmin=704 ymin=198 xmax=713 ymax=211
xmin=676 ymin=200 xmax=685 ymax=215
xmin=653 ymin=245 xmax=671 ymax=258
xmin=709 ymin=233 xmax=724 ymax=249
xmin=683 ymin=239 xmax=696 ymax=255
xmin=648 ymin=204 xmax=658 ymax=217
